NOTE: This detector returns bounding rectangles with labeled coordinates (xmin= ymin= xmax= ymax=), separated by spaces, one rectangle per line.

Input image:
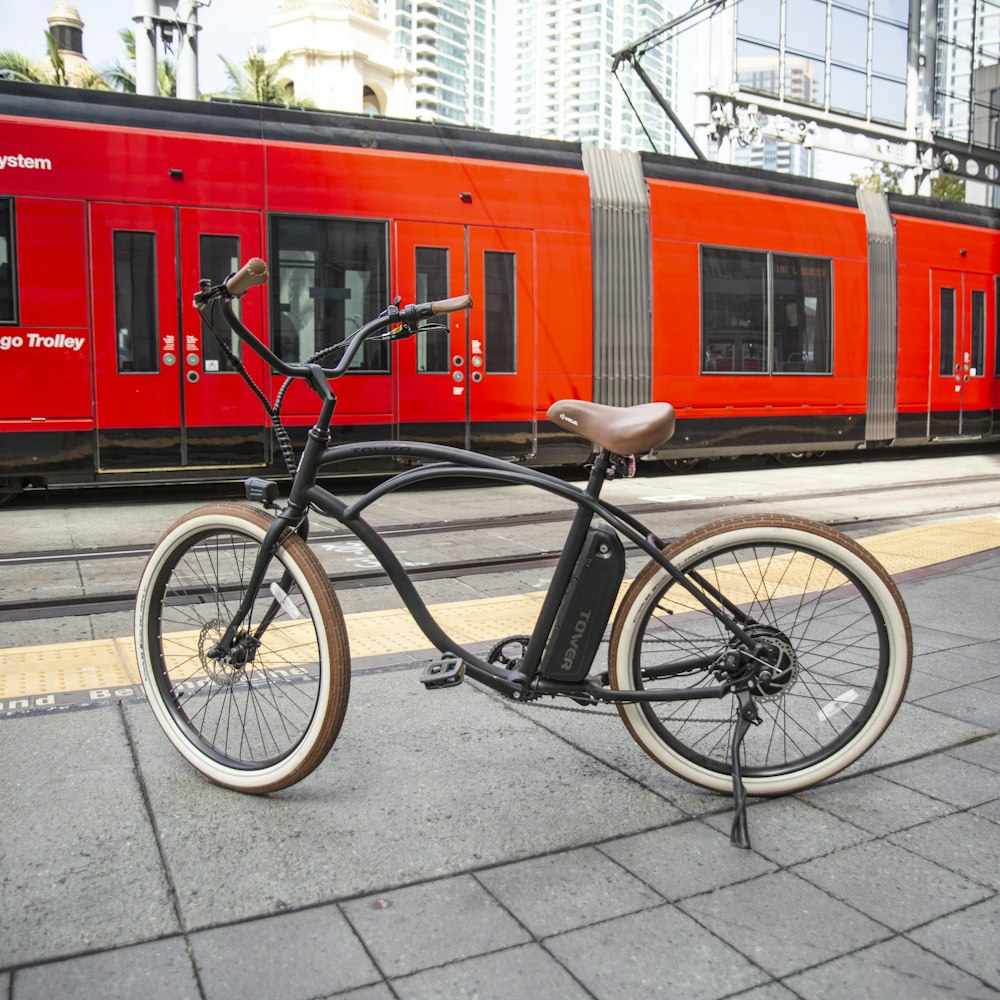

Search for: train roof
xmin=0 ymin=80 xmax=583 ymax=171
xmin=2 ymin=80 xmax=998 ymax=229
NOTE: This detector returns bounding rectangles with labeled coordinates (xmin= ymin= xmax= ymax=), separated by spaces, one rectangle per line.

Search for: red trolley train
xmin=0 ymin=81 xmax=997 ymax=494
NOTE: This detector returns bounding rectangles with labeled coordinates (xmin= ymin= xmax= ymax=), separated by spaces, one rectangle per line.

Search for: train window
xmin=995 ymin=278 xmax=1000 ymax=377
xmin=0 ymin=198 xmax=16 ymax=324
xmin=415 ymin=247 xmax=449 ymax=373
xmin=701 ymin=248 xmax=767 ymax=373
xmin=939 ymin=287 xmax=956 ymax=377
xmin=113 ymin=231 xmax=158 ymax=374
xmin=269 ymin=216 xmax=389 ymax=372
xmin=970 ymin=289 xmax=985 ymax=377
xmin=200 ymin=235 xmax=241 ymax=372
xmin=772 ymin=255 xmax=831 ymax=373
xmin=701 ymin=248 xmax=832 ymax=374
xmin=484 ymin=251 xmax=516 ymax=373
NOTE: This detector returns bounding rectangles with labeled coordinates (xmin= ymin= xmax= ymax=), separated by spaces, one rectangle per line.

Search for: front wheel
xmin=134 ymin=503 xmax=350 ymax=792
xmin=609 ymin=514 xmax=911 ymax=795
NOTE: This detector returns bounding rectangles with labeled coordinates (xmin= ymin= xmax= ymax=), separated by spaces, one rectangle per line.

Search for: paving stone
xmin=702 ymin=797 xmax=871 ymax=866
xmin=322 ymin=984 xmax=394 ymax=1000
xmin=915 ymin=684 xmax=1000 ymax=731
xmin=600 ymin=819 xmax=776 ymax=902
xmin=912 ymin=641 xmax=1000 ymax=684
xmin=783 ymin=934 xmax=998 ymax=999
xmin=900 ymin=577 xmax=1000 ymax=643
xmin=902 ymin=668 xmax=966 ymax=700
xmin=0 ymin=710 xmax=178 ymax=967
xmin=836 ymin=700 xmax=986 ymax=773
xmin=124 ymin=669 xmax=677 ymax=928
xmin=909 ymin=625 xmax=979 ymax=654
xmin=946 ymin=735 xmax=1000 ymax=773
xmin=340 ymin=875 xmax=530 ymax=978
xmin=972 ymin=798 xmax=1000 ymax=825
xmin=678 ymin=871 xmax=891 ymax=978
xmin=190 ymin=906 xmax=377 ymax=1000
xmin=726 ymin=986 xmax=798 ymax=1000
xmin=474 ymin=846 xmax=663 ymax=937
xmin=907 ymin=897 xmax=1000 ymax=990
xmin=792 ymin=839 xmax=990 ymax=932
xmin=391 ymin=943 xmax=591 ymax=1000
xmin=10 ymin=939 xmax=199 ymax=1000
xmin=545 ymin=904 xmax=768 ymax=1000
xmin=889 ymin=812 xmax=1000 ymax=891
xmin=800 ymin=772 xmax=956 ymax=836
xmin=880 ymin=753 xmax=1000 ymax=809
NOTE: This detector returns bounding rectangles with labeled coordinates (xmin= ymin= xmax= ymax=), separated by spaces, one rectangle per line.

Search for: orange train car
xmin=0 ymin=81 xmax=997 ymax=494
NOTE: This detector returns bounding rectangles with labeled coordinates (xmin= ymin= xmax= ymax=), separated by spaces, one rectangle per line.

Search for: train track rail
xmin=3 ymin=471 xmax=998 ymax=623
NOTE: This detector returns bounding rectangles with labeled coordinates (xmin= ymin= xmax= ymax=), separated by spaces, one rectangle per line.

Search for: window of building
xmin=736 ymin=0 xmax=781 ymax=45
xmin=734 ymin=0 xmax=914 ymax=126
xmin=701 ymin=247 xmax=832 ymax=374
xmin=269 ymin=216 xmax=389 ymax=371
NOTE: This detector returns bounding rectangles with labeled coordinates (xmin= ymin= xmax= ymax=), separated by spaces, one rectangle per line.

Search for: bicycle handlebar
xmin=195 ymin=259 xmax=473 ymax=384
xmin=225 ymin=257 xmax=268 ymax=297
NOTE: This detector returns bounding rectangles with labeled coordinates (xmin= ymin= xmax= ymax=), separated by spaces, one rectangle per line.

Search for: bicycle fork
xmin=206 ymin=508 xmax=308 ymax=669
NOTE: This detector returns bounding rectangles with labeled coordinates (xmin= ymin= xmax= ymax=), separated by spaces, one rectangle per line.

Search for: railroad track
xmin=3 ymin=471 xmax=999 ymax=623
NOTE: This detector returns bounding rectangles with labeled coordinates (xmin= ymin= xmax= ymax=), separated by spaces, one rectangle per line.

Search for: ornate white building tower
xmin=269 ymin=0 xmax=415 ymax=116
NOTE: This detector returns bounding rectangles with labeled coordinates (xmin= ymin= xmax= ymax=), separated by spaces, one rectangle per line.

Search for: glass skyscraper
xmin=511 ymin=0 xmax=676 ymax=152
xmin=385 ymin=0 xmax=496 ymax=127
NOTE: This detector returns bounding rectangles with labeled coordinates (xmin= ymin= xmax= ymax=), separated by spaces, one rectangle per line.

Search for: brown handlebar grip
xmin=431 ymin=294 xmax=473 ymax=315
xmin=225 ymin=258 xmax=269 ymax=297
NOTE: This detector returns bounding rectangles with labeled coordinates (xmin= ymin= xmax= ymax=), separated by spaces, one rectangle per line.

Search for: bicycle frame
xmin=204 ymin=288 xmax=756 ymax=708
xmin=222 ymin=441 xmax=754 ymax=709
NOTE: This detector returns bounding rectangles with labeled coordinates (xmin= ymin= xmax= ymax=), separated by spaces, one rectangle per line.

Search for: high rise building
xmin=933 ymin=0 xmax=1000 ymax=145
xmin=511 ymin=0 xmax=676 ymax=152
xmin=384 ymin=0 xmax=496 ymax=127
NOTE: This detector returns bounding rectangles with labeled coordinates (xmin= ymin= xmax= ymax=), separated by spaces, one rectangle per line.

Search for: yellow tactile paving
xmin=862 ymin=515 xmax=1000 ymax=575
xmin=1 ymin=514 xmax=998 ymax=707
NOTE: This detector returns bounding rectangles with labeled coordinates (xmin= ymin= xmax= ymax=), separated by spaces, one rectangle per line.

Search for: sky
xmin=6 ymin=0 xmax=286 ymax=95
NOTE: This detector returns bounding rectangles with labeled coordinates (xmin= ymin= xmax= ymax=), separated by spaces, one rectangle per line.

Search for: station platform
xmin=2 ymin=458 xmax=1000 ymax=998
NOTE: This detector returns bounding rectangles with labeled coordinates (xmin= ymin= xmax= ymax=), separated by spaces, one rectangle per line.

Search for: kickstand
xmin=730 ymin=690 xmax=761 ymax=850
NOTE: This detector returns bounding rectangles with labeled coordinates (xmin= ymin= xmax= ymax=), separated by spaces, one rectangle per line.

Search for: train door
xmin=395 ymin=223 xmax=535 ymax=455
xmin=930 ymin=270 xmax=992 ymax=438
xmin=90 ymin=204 xmax=267 ymax=471
xmin=178 ymin=208 xmax=268 ymax=465
xmin=394 ymin=222 xmax=469 ymax=447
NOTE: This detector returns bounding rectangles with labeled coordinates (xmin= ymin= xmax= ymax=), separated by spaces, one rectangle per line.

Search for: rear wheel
xmin=135 ymin=503 xmax=350 ymax=792
xmin=609 ymin=515 xmax=911 ymax=795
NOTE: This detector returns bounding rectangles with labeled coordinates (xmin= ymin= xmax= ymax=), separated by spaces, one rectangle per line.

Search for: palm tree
xmin=0 ymin=31 xmax=108 ymax=89
xmin=103 ymin=28 xmax=176 ymax=97
xmin=0 ymin=50 xmax=48 ymax=83
xmin=218 ymin=47 xmax=297 ymax=105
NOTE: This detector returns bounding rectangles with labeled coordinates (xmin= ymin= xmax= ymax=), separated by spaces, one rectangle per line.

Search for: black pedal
xmin=420 ymin=654 xmax=465 ymax=689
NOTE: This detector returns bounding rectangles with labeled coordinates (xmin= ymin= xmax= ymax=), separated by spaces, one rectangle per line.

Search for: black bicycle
xmin=134 ymin=259 xmax=912 ymax=847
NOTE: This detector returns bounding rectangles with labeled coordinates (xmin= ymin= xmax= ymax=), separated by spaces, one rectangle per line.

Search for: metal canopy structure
xmin=615 ymin=0 xmax=1000 ymax=197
